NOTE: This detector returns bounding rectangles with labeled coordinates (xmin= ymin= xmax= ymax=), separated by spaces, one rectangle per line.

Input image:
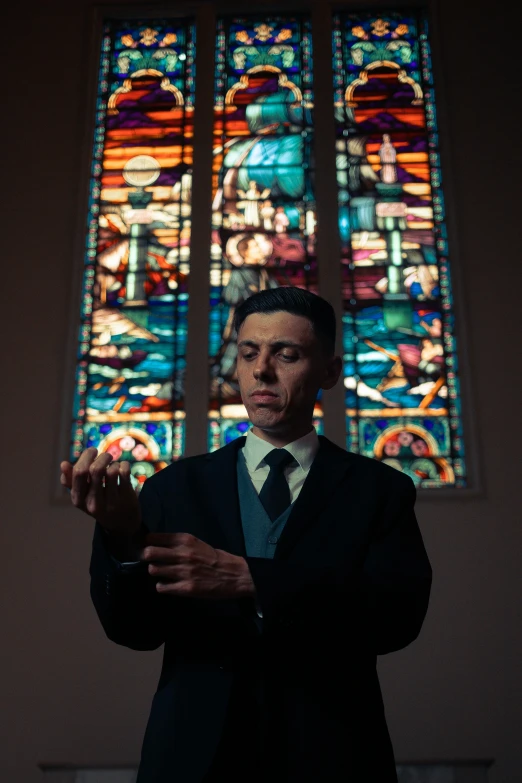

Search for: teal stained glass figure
xmin=208 ymin=17 xmax=323 ymax=450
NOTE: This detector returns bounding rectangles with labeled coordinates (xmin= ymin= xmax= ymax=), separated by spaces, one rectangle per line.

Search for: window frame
xmin=53 ymin=0 xmax=483 ymax=502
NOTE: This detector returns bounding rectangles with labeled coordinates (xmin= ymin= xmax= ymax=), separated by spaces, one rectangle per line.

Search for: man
xmin=61 ymin=287 xmax=432 ymax=783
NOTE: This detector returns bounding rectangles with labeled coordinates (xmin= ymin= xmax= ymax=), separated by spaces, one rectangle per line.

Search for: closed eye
xmin=239 ymin=350 xmax=299 ymax=361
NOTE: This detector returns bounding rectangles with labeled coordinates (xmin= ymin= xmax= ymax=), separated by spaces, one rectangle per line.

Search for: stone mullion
xmin=183 ymin=4 xmax=217 ymax=457
xmin=311 ymin=1 xmax=346 ymax=448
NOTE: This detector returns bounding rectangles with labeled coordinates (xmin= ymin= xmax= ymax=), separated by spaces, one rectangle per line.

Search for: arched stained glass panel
xmin=71 ymin=19 xmax=195 ymax=488
xmin=208 ymin=15 xmax=323 ymax=450
xmin=332 ymin=11 xmax=466 ymax=488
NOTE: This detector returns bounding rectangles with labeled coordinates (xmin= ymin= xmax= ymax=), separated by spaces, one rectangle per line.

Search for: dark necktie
xmin=258 ymin=449 xmax=296 ymax=522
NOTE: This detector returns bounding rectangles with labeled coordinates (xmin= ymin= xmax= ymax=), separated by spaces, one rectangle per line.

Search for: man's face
xmin=236 ymin=310 xmax=341 ymax=437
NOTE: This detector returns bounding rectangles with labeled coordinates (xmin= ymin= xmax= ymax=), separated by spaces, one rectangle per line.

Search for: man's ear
xmin=321 ymin=355 xmax=343 ymax=390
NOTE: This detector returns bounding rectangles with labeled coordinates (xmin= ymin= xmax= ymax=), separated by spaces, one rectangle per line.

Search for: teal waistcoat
xmin=236 ymin=447 xmax=294 ymax=559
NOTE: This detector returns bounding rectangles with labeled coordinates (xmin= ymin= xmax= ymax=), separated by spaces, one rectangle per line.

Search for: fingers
xmin=104 ymin=460 xmax=142 ymax=535
xmin=141 ymin=534 xmax=201 ymax=565
xmin=119 ymin=460 xmax=140 ymax=505
xmin=149 ymin=566 xmax=194 ymax=596
xmin=70 ymin=447 xmax=99 ymax=509
xmin=147 ymin=563 xmax=188 ymax=578
xmin=84 ymin=451 xmax=113 ymax=515
xmin=141 ymin=535 xmax=202 ymax=563
xmin=67 ymin=446 xmax=143 ymax=528
xmin=141 ymin=545 xmax=178 ymax=563
xmin=60 ymin=461 xmax=73 ymax=489
xmin=119 ymin=460 xmax=131 ymax=483
xmin=104 ymin=460 xmax=121 ymax=512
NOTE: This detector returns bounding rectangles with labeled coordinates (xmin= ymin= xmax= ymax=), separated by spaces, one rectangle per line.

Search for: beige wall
xmin=2 ymin=0 xmax=520 ymax=781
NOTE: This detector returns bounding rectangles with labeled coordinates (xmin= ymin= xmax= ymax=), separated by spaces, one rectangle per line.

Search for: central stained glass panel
xmin=208 ymin=16 xmax=323 ymax=449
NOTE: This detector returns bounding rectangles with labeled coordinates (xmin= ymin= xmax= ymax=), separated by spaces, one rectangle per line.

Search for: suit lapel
xmin=201 ymin=437 xmax=247 ymax=557
xmin=201 ymin=434 xmax=356 ymax=561
xmin=274 ymin=435 xmax=356 ymax=560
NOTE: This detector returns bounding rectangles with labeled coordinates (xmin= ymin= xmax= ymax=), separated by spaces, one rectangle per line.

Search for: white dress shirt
xmin=242 ymin=426 xmax=319 ymax=503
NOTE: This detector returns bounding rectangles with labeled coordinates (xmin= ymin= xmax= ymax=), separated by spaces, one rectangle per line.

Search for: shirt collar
xmin=243 ymin=427 xmax=320 ymax=473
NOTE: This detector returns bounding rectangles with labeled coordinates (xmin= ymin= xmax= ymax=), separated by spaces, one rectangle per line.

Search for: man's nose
xmin=253 ymin=353 xmax=275 ymax=379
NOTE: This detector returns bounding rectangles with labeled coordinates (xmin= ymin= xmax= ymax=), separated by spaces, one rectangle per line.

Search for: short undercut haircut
xmin=233 ymin=286 xmax=336 ymax=356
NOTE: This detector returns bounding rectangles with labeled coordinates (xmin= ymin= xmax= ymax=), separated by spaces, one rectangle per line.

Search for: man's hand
xmin=60 ymin=447 xmax=142 ymax=536
xmin=140 ymin=532 xmax=257 ymax=600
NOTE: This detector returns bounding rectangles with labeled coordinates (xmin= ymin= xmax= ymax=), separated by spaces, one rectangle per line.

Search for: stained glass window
xmin=71 ymin=19 xmax=195 ymax=488
xmin=70 ymin=8 xmax=468 ymax=490
xmin=208 ymin=15 xmax=323 ymax=450
xmin=332 ymin=11 xmax=466 ymax=488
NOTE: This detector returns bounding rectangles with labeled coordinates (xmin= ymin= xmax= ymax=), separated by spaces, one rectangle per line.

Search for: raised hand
xmin=60 ymin=447 xmax=142 ymax=536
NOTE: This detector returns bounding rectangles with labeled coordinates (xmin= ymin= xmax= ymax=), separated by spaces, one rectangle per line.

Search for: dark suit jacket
xmin=89 ymin=435 xmax=432 ymax=783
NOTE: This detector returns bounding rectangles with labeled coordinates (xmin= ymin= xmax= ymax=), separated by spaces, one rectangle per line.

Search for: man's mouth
xmin=251 ymin=391 xmax=278 ymax=401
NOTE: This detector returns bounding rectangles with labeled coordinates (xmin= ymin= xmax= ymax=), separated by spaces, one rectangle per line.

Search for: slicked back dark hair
xmin=233 ymin=286 xmax=336 ymax=356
